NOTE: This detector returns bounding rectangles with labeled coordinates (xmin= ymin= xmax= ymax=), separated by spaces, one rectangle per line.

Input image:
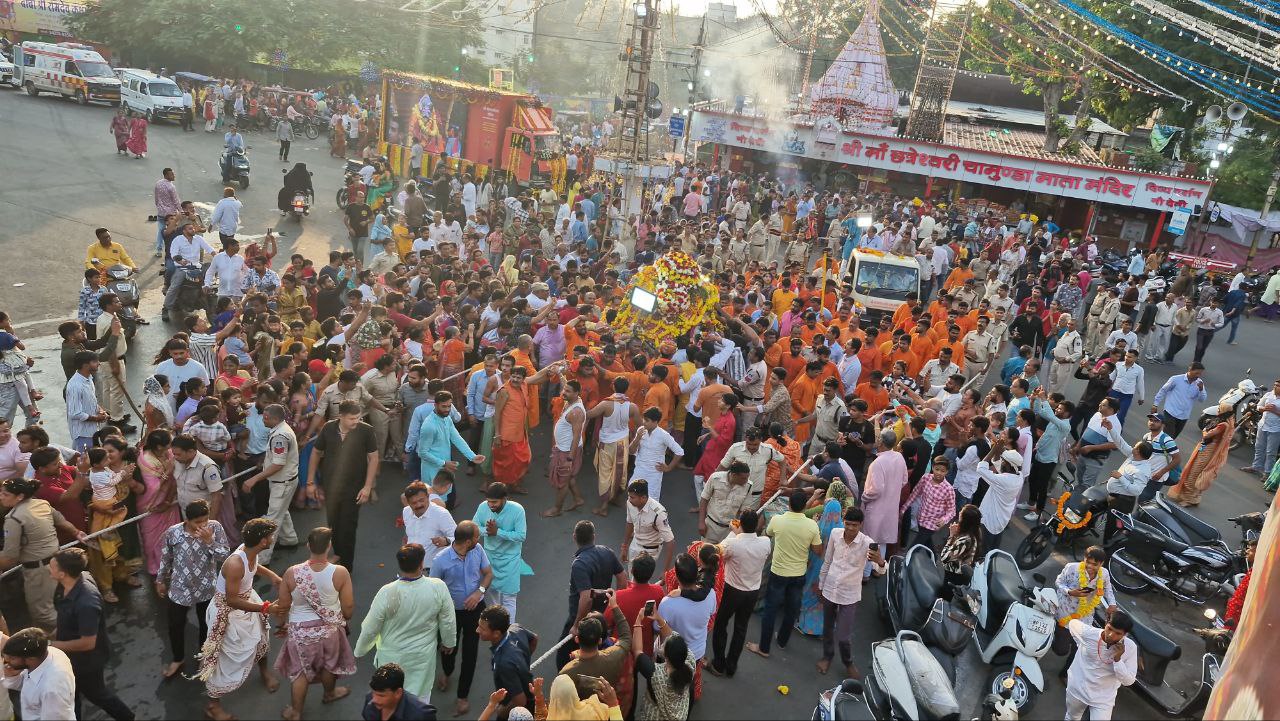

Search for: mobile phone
xmin=644 ymin=600 xmax=656 ymax=617
xmin=868 ymin=543 xmax=879 ymax=553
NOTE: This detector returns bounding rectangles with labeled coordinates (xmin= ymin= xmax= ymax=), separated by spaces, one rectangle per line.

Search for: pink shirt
xmin=0 ymin=438 xmax=30 ymax=479
xmin=683 ymin=191 xmax=703 ymax=217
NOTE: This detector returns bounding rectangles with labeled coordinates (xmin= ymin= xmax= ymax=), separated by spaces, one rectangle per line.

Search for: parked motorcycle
xmin=336 ymin=158 xmax=364 ymax=210
xmin=969 ymin=550 xmax=1056 ymax=715
xmin=1134 ymin=493 xmax=1264 ymax=552
xmin=1106 ymin=510 xmax=1257 ymax=604
xmin=861 ymin=630 xmax=961 ymax=721
xmin=1107 ymin=610 xmax=1221 ymax=719
xmin=1011 ymin=464 xmax=1100 ymax=570
xmin=221 ymin=147 xmax=251 ymax=189
xmin=1197 ymin=369 xmax=1261 ymax=450
xmin=99 ymin=263 xmax=141 ymax=341
xmin=882 ymin=545 xmax=978 ymax=682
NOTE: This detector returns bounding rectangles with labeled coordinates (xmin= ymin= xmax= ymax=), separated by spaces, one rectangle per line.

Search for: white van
xmin=117 ymin=68 xmax=185 ymax=122
xmin=12 ymin=41 xmax=120 ymax=104
xmin=843 ymin=249 xmax=923 ymax=317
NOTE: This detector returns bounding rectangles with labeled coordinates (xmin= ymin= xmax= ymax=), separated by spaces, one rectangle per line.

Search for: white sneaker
xmin=1023 ymin=511 xmax=1040 ymax=521
xmin=1015 ymin=503 xmax=1032 ymax=510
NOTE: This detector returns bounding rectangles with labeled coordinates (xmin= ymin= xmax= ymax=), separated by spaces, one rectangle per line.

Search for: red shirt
xmin=614 ymin=581 xmax=667 ymax=653
xmin=34 ymin=465 xmax=88 ymax=539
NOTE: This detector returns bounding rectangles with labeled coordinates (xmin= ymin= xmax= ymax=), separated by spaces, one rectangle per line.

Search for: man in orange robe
xmin=789 ymin=361 xmax=822 ymax=443
xmin=778 ymin=337 xmax=808 ymax=387
xmin=510 ymin=336 xmax=541 ymax=428
xmin=855 ymin=371 xmax=891 ymax=415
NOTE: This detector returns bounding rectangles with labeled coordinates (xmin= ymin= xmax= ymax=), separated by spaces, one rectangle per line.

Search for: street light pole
xmin=1246 ymin=171 xmax=1280 ymax=270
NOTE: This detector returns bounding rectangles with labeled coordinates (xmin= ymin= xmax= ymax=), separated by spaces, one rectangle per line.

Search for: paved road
xmin=0 ymin=88 xmax=1275 ymax=720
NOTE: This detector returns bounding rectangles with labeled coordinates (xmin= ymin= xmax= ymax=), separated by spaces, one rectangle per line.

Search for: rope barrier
xmin=0 ymin=464 xmax=261 ymax=579
xmin=530 ymin=633 xmax=575 ymax=670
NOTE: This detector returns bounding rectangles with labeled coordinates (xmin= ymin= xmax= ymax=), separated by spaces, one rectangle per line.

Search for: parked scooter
xmin=1103 ymin=610 xmax=1220 ymax=719
xmin=1106 ymin=510 xmax=1257 ymax=604
xmin=811 ymin=678 xmax=865 ymax=721
xmin=860 ymin=630 xmax=961 ymax=721
xmin=882 ymin=545 xmax=978 ymax=682
xmin=98 ymin=263 xmax=142 ymax=341
xmin=969 ymin=549 xmax=1057 ymax=715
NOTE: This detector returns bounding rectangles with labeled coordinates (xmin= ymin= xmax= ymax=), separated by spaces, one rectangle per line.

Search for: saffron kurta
xmin=354 ymin=576 xmax=457 ymax=702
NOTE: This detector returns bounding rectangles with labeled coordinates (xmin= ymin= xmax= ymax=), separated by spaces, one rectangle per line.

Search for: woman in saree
xmin=287 ymin=372 xmax=319 ymax=510
xmin=661 ymin=542 xmax=724 ymax=702
xmin=137 ymin=429 xmax=182 ymax=577
xmin=127 ymin=113 xmax=149 ymax=158
xmin=109 ymin=108 xmax=131 ymax=154
xmin=95 ymin=436 xmax=147 ymax=602
xmin=781 ymin=193 xmax=798 ymax=241
xmin=1168 ymin=402 xmax=1236 ymax=507
xmin=759 ymin=422 xmax=803 ymax=509
xmin=367 ymin=162 xmax=395 ymax=211
xmin=437 ymin=325 xmax=468 ymax=401
xmin=796 ymin=480 xmax=853 ymax=636
xmin=143 ymin=374 xmax=174 ymax=436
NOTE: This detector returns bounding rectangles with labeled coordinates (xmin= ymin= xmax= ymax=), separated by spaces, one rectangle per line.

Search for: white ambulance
xmin=12 ymin=41 xmax=120 ymax=104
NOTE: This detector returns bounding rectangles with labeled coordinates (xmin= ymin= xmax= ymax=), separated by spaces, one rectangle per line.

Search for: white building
xmin=468 ymin=0 xmax=539 ymax=69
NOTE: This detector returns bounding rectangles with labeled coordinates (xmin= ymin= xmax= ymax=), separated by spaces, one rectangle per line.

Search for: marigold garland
xmin=611 ymin=251 xmax=720 ymax=345
xmin=1054 ymin=491 xmax=1092 ymax=531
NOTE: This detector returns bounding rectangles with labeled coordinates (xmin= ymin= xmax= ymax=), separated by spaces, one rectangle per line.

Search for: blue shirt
xmin=1143 ymin=430 xmax=1182 ymax=483
xmin=223 ymin=132 xmax=245 ymax=152
xmin=579 ymin=198 xmax=596 ymax=222
xmin=1032 ymin=398 xmax=1071 ymax=463
xmin=1000 ymin=356 xmax=1027 ymax=386
xmin=465 ymin=369 xmax=494 ymax=419
xmin=1152 ymin=374 xmax=1208 ymax=421
xmin=570 ymin=220 xmax=588 ymax=243
xmin=414 ymin=409 xmax=475 ymax=482
xmin=430 ymin=544 xmax=491 ymax=608
xmin=405 ymin=401 xmax=463 ymax=454
xmin=1006 ymin=395 xmax=1031 ymax=428
xmin=245 ymin=404 xmax=269 ymax=454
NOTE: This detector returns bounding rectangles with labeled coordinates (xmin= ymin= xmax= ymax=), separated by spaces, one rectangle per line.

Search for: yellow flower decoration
xmin=610 ymin=251 xmax=721 ymax=346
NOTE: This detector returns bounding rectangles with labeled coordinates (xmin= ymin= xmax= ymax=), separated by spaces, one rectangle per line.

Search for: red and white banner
xmin=688 ymin=110 xmax=1211 ymax=212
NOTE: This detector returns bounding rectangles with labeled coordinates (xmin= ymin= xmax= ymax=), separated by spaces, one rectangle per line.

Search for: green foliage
xmin=66 ymin=0 xmax=482 ymax=78
xmin=1212 ymin=133 xmax=1280 ymax=210
xmin=1129 ymin=145 xmax=1171 ymax=172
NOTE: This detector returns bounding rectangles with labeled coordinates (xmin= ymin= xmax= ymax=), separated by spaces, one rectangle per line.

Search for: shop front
xmin=689 ymin=110 xmax=1211 ymax=249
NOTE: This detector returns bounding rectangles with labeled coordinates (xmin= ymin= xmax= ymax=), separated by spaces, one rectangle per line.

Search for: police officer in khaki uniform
xmin=239 ymin=404 xmax=299 ymax=565
xmin=0 ymin=478 xmax=89 ymax=629
xmin=622 ymin=479 xmax=675 ymax=575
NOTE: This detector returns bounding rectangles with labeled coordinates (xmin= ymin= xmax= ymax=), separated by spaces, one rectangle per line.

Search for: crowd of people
xmin=0 ymin=146 xmax=1276 ymax=721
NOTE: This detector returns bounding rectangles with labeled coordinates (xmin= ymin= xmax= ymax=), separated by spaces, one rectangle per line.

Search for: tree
xmin=1212 ymin=133 xmax=1280 ymax=210
xmin=66 ymin=0 xmax=482 ymax=79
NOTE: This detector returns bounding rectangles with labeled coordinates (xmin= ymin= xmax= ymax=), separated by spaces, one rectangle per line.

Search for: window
xmin=149 ymin=82 xmax=182 ymax=97
xmin=854 ymin=261 xmax=918 ymax=299
xmin=23 ymin=53 xmax=34 ymax=67
xmin=74 ymin=60 xmax=113 ymax=78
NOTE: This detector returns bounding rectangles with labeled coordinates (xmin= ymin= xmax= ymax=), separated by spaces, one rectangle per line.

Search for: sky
xmin=668 ymin=0 xmax=781 ymax=18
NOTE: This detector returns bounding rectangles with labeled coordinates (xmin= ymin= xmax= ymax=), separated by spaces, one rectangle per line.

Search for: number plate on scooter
xmin=1029 ymin=617 xmax=1052 ymax=635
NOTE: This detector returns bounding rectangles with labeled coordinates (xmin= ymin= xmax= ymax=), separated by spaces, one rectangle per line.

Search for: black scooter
xmin=1099 ymin=611 xmax=1219 ymax=719
xmin=882 ymin=545 xmax=978 ymax=682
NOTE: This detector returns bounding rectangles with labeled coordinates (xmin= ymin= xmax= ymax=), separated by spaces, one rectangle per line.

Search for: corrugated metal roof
xmin=940 ymin=123 xmax=1107 ymax=163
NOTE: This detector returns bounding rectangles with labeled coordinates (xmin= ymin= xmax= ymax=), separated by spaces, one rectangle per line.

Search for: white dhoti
xmin=198 ymin=591 xmax=269 ymax=698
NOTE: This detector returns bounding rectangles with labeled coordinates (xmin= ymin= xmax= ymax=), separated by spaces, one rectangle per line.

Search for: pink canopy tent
xmin=808 ymin=0 xmax=898 ymax=130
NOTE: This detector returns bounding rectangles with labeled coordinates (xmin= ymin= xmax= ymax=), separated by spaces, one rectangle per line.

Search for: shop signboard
xmin=687 ymin=110 xmax=1211 ymax=213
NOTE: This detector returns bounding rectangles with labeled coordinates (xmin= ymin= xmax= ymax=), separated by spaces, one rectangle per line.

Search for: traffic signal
xmin=233 ymin=23 xmax=244 ymax=33
xmin=527 ymin=53 xmax=535 ymax=62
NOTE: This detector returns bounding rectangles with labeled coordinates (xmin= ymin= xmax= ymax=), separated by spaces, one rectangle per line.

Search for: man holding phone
xmin=1064 ymin=610 xmax=1138 ymax=721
